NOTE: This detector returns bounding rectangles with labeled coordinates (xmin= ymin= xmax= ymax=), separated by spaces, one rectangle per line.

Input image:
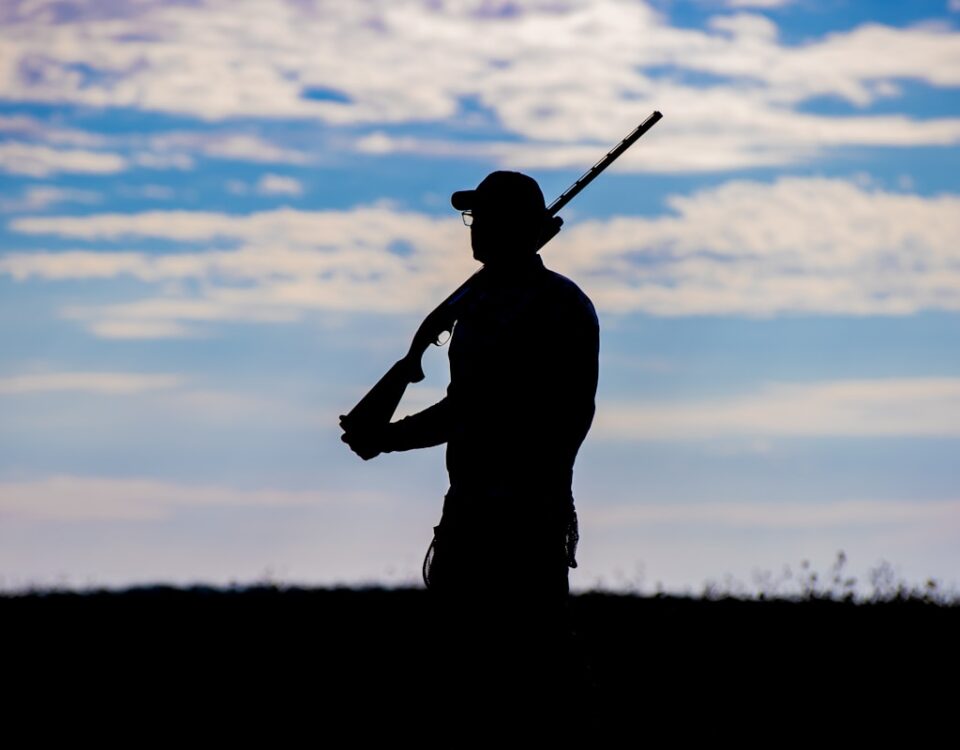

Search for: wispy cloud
xmin=0 ymin=372 xmax=184 ymax=395
xmin=3 ymin=177 xmax=958 ymax=336
xmin=0 ymin=186 xmax=101 ymax=213
xmin=0 ymin=475 xmax=382 ymax=522
xmin=0 ymin=114 xmax=104 ymax=147
xmin=0 ymin=115 xmax=315 ymax=178
xmin=0 ymin=1 xmax=957 ymax=172
xmin=144 ymin=132 xmax=312 ymax=166
xmin=226 ymin=174 xmax=305 ymax=196
xmin=131 ymin=152 xmax=195 ymax=170
xmin=725 ymin=0 xmax=791 ymax=8
xmin=83 ymin=319 xmax=199 ymax=340
xmin=63 ymin=295 xmax=302 ymax=339
xmin=594 ymin=378 xmax=960 ymax=440
xmin=0 ymin=143 xmax=126 ymax=177
xmin=355 ymin=111 xmax=960 ymax=173
xmin=2 ymin=203 xmax=471 ymax=335
xmin=198 ymin=135 xmax=311 ymax=165
xmin=119 ymin=184 xmax=176 ymax=201
xmin=584 ymin=497 xmax=960 ymax=531
xmin=256 ymin=174 xmax=304 ymax=196
xmin=549 ymin=176 xmax=960 ymax=316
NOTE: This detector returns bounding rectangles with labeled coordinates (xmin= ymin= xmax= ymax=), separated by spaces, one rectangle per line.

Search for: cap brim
xmin=451 ymin=190 xmax=476 ymax=210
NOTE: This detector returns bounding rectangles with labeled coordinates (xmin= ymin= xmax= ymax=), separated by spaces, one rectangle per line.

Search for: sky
xmin=1 ymin=0 xmax=958 ymax=596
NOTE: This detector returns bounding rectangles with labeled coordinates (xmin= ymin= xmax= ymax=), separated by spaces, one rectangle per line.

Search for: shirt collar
xmin=482 ymin=252 xmax=545 ymax=286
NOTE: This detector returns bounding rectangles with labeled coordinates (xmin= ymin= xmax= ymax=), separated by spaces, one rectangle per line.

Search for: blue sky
xmin=1 ymin=0 xmax=958 ymax=595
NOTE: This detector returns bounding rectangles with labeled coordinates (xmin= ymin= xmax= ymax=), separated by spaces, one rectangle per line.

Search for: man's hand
xmin=339 ymin=416 xmax=388 ymax=460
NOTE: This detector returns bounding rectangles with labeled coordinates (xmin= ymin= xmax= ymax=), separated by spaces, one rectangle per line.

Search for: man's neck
xmin=482 ymin=252 xmax=544 ymax=283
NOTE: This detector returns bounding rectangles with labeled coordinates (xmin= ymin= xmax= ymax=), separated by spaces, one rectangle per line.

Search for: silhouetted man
xmin=342 ymin=170 xmax=599 ymax=730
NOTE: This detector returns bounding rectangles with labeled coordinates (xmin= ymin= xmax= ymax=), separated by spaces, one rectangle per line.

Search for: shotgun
xmin=339 ymin=110 xmax=663 ymax=441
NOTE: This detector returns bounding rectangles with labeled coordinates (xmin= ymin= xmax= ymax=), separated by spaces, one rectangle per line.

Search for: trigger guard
xmin=434 ymin=329 xmax=451 ymax=347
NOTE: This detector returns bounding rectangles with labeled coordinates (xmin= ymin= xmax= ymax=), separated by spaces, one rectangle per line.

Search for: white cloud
xmin=2 ymin=251 xmax=172 ymax=281
xmin=0 ymin=475 xmax=381 ymax=522
xmin=594 ymin=378 xmax=960 ymax=440
xmin=228 ymin=176 xmax=307 ymax=196
xmin=725 ymin=0 xmax=792 ymax=8
xmin=84 ymin=319 xmax=200 ymax=339
xmin=950 ymin=0 xmax=960 ymax=13
xmin=201 ymin=135 xmax=311 ymax=165
xmin=62 ymin=295 xmax=302 ymax=338
xmin=0 ymin=130 xmax=314 ymax=177
xmin=585 ymin=497 xmax=960 ymax=531
xmin=0 ymin=0 xmax=957 ymax=172
xmin=132 ymin=151 xmax=195 ymax=170
xmin=145 ymin=132 xmax=312 ymax=166
xmin=0 ymin=114 xmax=104 ymax=147
xmin=256 ymin=174 xmax=303 ymax=196
xmin=0 ymin=372 xmax=183 ymax=395
xmin=355 ymin=110 xmax=960 ymax=172
xmin=0 ymin=186 xmax=100 ymax=213
xmin=0 ymin=115 xmax=313 ymax=177
xmin=548 ymin=177 xmax=960 ymax=316
xmin=136 ymin=185 xmax=176 ymax=200
xmin=0 ymin=143 xmax=126 ymax=176
xmin=4 ymin=176 xmax=957 ymax=335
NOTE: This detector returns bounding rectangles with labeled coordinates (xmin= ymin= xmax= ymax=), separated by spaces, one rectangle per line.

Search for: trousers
xmin=420 ymin=487 xmax=591 ymax=734
xmin=422 ymin=485 xmax=578 ymax=595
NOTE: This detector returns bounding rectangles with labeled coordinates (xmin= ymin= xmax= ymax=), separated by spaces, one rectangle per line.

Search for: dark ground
xmin=4 ymin=586 xmax=956 ymax=742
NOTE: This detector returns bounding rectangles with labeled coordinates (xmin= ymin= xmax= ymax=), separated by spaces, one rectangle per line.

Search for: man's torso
xmin=443 ymin=253 xmax=599 ymax=498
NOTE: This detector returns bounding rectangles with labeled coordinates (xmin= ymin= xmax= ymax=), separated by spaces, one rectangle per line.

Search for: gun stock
xmin=339 ymin=270 xmax=480 ymax=433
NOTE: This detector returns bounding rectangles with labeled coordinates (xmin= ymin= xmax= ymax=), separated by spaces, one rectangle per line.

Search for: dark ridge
xmin=5 ymin=585 xmax=955 ymax=740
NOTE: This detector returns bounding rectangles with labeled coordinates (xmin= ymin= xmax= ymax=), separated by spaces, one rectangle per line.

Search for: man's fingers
xmin=341 ymin=432 xmax=377 ymax=458
xmin=340 ymin=425 xmax=384 ymax=461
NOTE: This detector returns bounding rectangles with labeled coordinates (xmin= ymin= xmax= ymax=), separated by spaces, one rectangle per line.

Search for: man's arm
xmin=521 ymin=288 xmax=599 ymax=451
xmin=341 ymin=390 xmax=453 ymax=460
xmin=383 ymin=394 xmax=452 ymax=452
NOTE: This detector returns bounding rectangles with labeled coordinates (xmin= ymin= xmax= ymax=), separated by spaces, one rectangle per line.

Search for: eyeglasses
xmin=461 ymin=210 xmax=474 ymax=227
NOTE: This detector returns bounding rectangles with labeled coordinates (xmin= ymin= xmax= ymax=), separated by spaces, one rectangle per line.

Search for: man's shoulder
xmin=539 ymin=264 xmax=598 ymax=324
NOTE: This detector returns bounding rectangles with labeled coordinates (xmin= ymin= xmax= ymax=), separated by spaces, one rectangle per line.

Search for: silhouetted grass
xmin=697 ymin=550 xmax=960 ymax=605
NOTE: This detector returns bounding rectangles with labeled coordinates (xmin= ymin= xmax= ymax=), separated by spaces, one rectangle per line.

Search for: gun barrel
xmin=546 ymin=110 xmax=662 ymax=217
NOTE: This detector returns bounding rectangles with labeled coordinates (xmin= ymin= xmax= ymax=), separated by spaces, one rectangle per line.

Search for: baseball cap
xmin=451 ymin=170 xmax=546 ymax=217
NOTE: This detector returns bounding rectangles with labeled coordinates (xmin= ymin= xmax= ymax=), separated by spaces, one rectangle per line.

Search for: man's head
xmin=451 ymin=171 xmax=546 ymax=265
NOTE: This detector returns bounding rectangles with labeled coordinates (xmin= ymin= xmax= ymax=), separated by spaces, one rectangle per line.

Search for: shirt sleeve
xmin=499 ymin=287 xmax=597 ymax=454
xmin=383 ymin=393 xmax=452 ymax=452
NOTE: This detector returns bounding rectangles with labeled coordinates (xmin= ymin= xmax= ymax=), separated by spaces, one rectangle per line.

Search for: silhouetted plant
xmin=695 ymin=550 xmax=958 ymax=605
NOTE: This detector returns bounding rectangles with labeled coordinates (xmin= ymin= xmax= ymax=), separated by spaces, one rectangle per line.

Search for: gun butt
xmin=537 ymin=215 xmax=564 ymax=251
xmin=340 ymin=359 xmax=416 ymax=434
